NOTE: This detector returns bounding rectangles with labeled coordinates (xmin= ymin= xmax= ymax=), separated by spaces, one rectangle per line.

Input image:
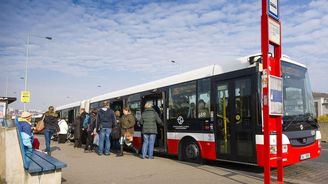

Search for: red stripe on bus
xmin=256 ymin=140 xmax=321 ymax=167
xmin=166 ymin=139 xmax=217 ymax=160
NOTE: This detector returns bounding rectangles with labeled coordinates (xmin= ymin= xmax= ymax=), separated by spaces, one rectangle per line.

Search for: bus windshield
xmin=282 ymin=61 xmax=316 ymax=119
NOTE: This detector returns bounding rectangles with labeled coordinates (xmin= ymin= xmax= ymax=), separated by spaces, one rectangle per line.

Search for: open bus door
xmin=141 ymin=91 xmax=166 ymax=152
xmin=213 ymin=75 xmax=257 ymax=164
xmin=68 ymin=109 xmax=75 ymax=125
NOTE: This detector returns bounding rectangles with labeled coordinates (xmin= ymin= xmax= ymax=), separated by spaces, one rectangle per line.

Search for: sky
xmin=1 ymin=0 xmax=328 ymax=111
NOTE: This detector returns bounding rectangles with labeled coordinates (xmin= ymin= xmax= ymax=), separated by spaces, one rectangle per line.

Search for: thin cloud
xmin=0 ymin=0 xmax=327 ymax=110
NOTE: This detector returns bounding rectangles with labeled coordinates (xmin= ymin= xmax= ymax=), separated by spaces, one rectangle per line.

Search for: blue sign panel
xmin=269 ymin=75 xmax=283 ymax=115
xmin=268 ymin=0 xmax=279 ymax=20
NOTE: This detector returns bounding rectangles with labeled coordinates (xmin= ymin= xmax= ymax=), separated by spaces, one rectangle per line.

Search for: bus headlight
xmin=270 ymin=145 xmax=288 ymax=154
xmin=282 ymin=144 xmax=288 ymax=153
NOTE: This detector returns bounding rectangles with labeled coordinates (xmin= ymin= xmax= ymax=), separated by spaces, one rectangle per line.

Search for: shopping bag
xmin=93 ymin=133 xmax=99 ymax=146
xmin=33 ymin=137 xmax=40 ymax=149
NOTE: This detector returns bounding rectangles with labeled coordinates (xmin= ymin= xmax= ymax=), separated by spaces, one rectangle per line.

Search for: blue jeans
xmin=142 ymin=134 xmax=156 ymax=159
xmin=98 ymin=128 xmax=111 ymax=155
xmin=44 ymin=129 xmax=54 ymax=153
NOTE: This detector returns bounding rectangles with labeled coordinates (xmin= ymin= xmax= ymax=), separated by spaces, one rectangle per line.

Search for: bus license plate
xmin=300 ymin=153 xmax=310 ymax=160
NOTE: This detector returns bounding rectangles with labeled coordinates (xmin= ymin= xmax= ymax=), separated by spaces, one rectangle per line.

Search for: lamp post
xmin=23 ymin=33 xmax=52 ymax=111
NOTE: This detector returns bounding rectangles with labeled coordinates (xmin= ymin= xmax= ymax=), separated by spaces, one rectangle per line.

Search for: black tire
xmin=181 ymin=139 xmax=203 ymax=164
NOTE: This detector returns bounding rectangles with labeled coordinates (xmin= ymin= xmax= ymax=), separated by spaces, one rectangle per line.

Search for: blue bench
xmin=15 ymin=119 xmax=67 ymax=174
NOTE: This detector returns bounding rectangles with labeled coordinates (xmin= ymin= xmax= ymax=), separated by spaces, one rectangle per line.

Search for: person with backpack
xmin=117 ymin=107 xmax=138 ymax=157
xmin=96 ymin=101 xmax=116 ymax=156
xmin=84 ymin=109 xmax=96 ymax=153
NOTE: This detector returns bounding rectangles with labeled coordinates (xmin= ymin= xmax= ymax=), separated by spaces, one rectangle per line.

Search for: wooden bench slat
xmin=27 ymin=153 xmax=56 ymax=173
xmin=33 ymin=150 xmax=67 ymax=169
xmin=27 ymin=159 xmax=43 ymax=174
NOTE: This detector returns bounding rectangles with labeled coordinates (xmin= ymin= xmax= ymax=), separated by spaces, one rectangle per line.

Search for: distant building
xmin=313 ymin=92 xmax=328 ymax=117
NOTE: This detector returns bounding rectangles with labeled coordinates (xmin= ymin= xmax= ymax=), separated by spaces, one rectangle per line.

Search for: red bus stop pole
xmin=261 ymin=0 xmax=283 ymax=183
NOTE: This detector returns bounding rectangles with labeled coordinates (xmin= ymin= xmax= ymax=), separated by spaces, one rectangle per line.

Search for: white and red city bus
xmin=56 ymin=54 xmax=321 ymax=167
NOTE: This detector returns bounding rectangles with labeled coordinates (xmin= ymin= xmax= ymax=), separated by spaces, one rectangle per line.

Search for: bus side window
xmin=169 ymin=82 xmax=196 ymax=119
xmin=198 ymin=78 xmax=211 ymax=118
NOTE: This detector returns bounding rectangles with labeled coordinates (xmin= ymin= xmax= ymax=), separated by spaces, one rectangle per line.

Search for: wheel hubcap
xmin=185 ymin=143 xmax=199 ymax=159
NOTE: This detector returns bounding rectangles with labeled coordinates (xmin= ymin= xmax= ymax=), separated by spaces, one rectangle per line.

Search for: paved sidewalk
xmin=36 ymin=135 xmax=264 ymax=184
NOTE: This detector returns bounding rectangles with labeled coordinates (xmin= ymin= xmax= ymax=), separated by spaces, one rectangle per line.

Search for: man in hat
xmin=18 ymin=112 xmax=34 ymax=152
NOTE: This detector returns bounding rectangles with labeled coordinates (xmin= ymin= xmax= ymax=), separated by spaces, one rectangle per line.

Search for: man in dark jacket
xmin=140 ymin=102 xmax=163 ymax=159
xmin=73 ymin=115 xmax=82 ymax=148
xmin=44 ymin=106 xmax=58 ymax=155
xmin=96 ymin=101 xmax=116 ymax=156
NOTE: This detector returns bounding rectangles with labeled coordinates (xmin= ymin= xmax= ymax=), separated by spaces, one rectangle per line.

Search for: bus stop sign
xmin=21 ymin=91 xmax=30 ymax=103
xmin=268 ymin=0 xmax=279 ymax=20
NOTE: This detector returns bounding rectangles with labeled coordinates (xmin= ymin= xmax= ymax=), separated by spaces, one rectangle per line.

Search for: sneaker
xmin=98 ymin=152 xmax=102 ymax=156
xmin=104 ymin=153 xmax=110 ymax=156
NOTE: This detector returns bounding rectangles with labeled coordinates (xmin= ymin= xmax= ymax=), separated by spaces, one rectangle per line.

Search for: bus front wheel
xmin=181 ymin=139 xmax=203 ymax=164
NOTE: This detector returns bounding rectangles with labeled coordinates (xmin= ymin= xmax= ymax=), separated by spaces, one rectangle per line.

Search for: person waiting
xmin=57 ymin=114 xmax=68 ymax=143
xmin=198 ymin=100 xmax=209 ymax=118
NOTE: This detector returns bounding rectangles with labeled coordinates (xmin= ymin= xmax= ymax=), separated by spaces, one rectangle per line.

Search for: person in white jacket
xmin=57 ymin=114 xmax=68 ymax=143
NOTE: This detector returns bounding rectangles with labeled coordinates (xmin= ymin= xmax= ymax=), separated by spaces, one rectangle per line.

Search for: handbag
xmin=36 ymin=116 xmax=45 ymax=133
xmin=111 ymin=123 xmax=121 ymax=140
xmin=124 ymin=132 xmax=133 ymax=142
xmin=56 ymin=123 xmax=60 ymax=132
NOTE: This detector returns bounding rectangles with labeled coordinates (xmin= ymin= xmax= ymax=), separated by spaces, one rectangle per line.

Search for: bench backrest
xmin=15 ymin=118 xmax=30 ymax=169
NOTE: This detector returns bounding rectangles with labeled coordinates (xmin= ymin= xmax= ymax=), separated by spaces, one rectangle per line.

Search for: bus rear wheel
xmin=181 ymin=139 xmax=203 ymax=164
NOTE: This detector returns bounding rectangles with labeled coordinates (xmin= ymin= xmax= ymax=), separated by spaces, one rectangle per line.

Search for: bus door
xmin=214 ymin=77 xmax=256 ymax=163
xmin=68 ymin=109 xmax=75 ymax=124
xmin=141 ymin=92 xmax=166 ymax=151
xmin=110 ymin=100 xmax=123 ymax=115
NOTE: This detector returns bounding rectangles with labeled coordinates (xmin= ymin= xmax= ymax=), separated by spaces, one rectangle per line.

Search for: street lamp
xmin=23 ymin=33 xmax=52 ymax=111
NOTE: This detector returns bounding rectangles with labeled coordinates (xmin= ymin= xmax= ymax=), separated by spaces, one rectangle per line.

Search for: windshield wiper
xmin=283 ymin=115 xmax=302 ymax=131
xmin=283 ymin=113 xmax=318 ymax=131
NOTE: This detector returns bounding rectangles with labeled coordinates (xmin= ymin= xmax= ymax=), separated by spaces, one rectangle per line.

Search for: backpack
xmin=83 ymin=114 xmax=91 ymax=129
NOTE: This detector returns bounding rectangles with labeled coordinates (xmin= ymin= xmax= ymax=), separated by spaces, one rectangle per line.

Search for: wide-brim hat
xmin=21 ymin=112 xmax=32 ymax=118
